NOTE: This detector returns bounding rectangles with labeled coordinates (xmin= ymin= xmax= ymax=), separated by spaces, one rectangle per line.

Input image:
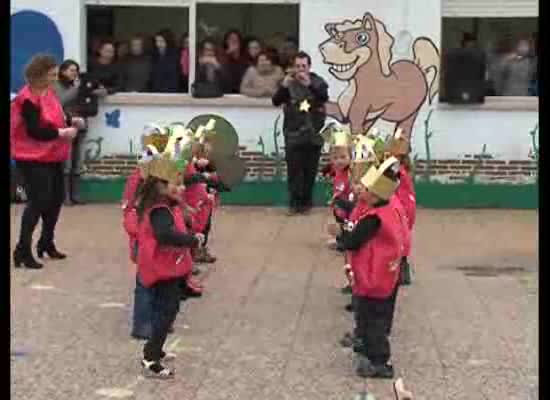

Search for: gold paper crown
xmin=360 ymin=156 xmax=400 ymax=200
xmin=146 ymin=154 xmax=182 ymax=185
xmin=320 ymin=122 xmax=352 ymax=148
xmin=388 ymin=129 xmax=410 ymax=156
xmin=142 ymin=124 xmax=170 ymax=154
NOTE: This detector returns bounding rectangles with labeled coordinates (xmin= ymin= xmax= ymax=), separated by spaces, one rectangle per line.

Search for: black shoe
xmin=37 ymin=243 xmax=67 ymax=260
xmin=356 ymin=358 xmax=394 ymax=379
xmin=345 ymin=303 xmax=354 ymax=313
xmin=141 ymin=359 xmax=175 ymax=380
xmin=131 ymin=333 xmax=150 ymax=341
xmin=13 ymin=248 xmax=43 ymax=269
xmin=287 ymin=207 xmax=300 ymax=216
xmin=340 ymin=332 xmax=355 ymax=348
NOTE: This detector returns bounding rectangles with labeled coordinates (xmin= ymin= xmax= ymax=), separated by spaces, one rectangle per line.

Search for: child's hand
xmin=194 ymin=233 xmax=206 ymax=247
xmin=344 ymin=264 xmax=354 ymax=286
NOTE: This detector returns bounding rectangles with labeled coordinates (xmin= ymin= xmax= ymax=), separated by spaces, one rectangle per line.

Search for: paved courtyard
xmin=11 ymin=205 xmax=538 ymax=400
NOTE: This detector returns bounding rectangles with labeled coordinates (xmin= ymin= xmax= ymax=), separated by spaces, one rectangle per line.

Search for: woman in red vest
xmin=135 ymin=156 xmax=204 ymax=379
xmin=11 ymin=54 xmax=83 ymax=269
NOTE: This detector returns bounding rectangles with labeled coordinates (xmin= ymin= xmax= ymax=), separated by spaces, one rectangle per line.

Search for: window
xmin=84 ymin=1 xmax=300 ymax=97
xmin=86 ymin=5 xmax=190 ymax=93
xmin=440 ymin=17 xmax=538 ymax=100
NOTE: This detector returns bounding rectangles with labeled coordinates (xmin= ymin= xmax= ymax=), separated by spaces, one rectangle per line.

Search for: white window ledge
xmin=438 ymin=97 xmax=538 ymax=112
xmin=103 ymin=93 xmax=274 ymax=108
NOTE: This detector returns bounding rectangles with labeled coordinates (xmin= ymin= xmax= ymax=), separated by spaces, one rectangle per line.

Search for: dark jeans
xmin=15 ymin=161 xmax=65 ymax=251
xmin=143 ymin=279 xmax=182 ymax=362
xmin=285 ymin=144 xmax=322 ymax=209
xmin=132 ymin=275 xmax=153 ymax=338
xmin=355 ymin=287 xmax=399 ymax=365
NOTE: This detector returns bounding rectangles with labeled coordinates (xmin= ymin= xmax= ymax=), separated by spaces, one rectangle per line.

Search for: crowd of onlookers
xmin=86 ymin=29 xmax=298 ymax=97
xmin=460 ymin=32 xmax=538 ymax=96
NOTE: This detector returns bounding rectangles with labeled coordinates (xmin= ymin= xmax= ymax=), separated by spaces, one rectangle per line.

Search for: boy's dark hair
xmin=295 ymin=51 xmax=311 ymax=66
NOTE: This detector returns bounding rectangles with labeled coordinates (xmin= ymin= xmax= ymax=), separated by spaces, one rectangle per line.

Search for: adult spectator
xmin=245 ymin=37 xmax=263 ymax=64
xmin=54 ymin=60 xmax=87 ymax=205
xmin=180 ymin=33 xmax=190 ymax=92
xmin=496 ymin=38 xmax=537 ymax=96
xmin=240 ymin=51 xmax=284 ymax=97
xmin=272 ymin=51 xmax=328 ymax=215
xmin=193 ymin=39 xmax=223 ymax=97
xmin=88 ymin=39 xmax=122 ymax=95
xmin=121 ymin=36 xmax=152 ymax=92
xmin=150 ymin=29 xmax=181 ymax=93
xmin=220 ymin=30 xmax=248 ymax=94
xmin=278 ymin=37 xmax=299 ymax=71
xmin=116 ymin=40 xmax=130 ymax=63
xmin=11 ymin=54 xmax=83 ymax=269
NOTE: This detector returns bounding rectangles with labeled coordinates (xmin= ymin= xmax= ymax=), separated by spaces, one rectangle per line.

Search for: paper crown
xmin=320 ymin=122 xmax=352 ymax=147
xmin=360 ymin=156 xmax=401 ymax=200
xmin=387 ymin=129 xmax=410 ymax=156
xmin=146 ymin=154 xmax=182 ymax=185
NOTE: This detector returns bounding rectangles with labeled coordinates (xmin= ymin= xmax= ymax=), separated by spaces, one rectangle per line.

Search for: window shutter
xmin=442 ymin=0 xmax=538 ymax=17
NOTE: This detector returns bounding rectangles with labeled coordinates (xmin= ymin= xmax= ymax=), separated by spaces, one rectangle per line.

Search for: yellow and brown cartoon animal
xmin=319 ymin=12 xmax=440 ymax=142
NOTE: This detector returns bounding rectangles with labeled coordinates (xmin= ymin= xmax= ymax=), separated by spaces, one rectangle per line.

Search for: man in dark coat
xmin=272 ymin=51 xmax=329 ymax=215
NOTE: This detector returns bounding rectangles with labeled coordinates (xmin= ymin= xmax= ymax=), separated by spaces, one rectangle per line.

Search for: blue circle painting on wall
xmin=10 ymin=10 xmax=64 ymax=93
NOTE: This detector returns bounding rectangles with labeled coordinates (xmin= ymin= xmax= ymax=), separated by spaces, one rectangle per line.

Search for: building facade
xmin=10 ymin=0 xmax=538 ymax=208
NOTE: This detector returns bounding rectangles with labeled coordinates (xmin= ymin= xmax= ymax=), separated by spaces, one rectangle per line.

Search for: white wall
xmin=11 ymin=0 xmax=85 ymax=65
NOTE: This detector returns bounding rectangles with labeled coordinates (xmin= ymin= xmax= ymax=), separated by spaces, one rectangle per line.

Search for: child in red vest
xmin=136 ymin=156 xmax=204 ymax=379
xmin=337 ymin=157 xmax=406 ymax=379
xmin=388 ymin=130 xmax=416 ymax=285
xmin=321 ymin=127 xmax=353 ymax=252
xmin=183 ymin=143 xmax=218 ymax=264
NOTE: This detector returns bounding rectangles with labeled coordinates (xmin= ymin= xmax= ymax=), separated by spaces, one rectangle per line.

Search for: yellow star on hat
xmin=299 ymin=99 xmax=311 ymax=113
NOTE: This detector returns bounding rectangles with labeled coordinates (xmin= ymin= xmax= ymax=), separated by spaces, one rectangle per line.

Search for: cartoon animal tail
xmin=413 ymin=37 xmax=440 ymax=104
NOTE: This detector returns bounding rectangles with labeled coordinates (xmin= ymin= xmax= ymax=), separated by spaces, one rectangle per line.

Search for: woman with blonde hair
xmin=11 ymin=54 xmax=84 ymax=269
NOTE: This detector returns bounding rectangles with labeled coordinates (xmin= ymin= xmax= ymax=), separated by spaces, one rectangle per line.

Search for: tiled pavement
xmin=11 ymin=206 xmax=538 ymax=400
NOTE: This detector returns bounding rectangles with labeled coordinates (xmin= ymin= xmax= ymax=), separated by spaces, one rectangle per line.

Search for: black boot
xmin=37 ymin=242 xmax=67 ymax=260
xmin=70 ymin=174 xmax=85 ymax=205
xmin=13 ymin=245 xmax=43 ymax=269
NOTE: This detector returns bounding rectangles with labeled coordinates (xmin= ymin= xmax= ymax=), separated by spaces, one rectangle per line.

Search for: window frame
xmin=438 ymin=11 xmax=538 ymax=111
xmin=83 ymin=0 xmax=300 ymax=99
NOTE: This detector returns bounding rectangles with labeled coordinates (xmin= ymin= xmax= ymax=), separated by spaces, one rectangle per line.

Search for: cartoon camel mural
xmin=319 ymin=12 xmax=440 ymax=141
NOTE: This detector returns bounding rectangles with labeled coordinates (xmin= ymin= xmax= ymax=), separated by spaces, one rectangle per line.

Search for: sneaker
xmin=141 ymin=359 xmax=175 ymax=380
xmin=356 ymin=358 xmax=394 ymax=379
xmin=160 ymin=351 xmax=177 ymax=362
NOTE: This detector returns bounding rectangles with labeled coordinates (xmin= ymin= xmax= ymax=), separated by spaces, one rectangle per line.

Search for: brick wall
xmin=84 ymin=148 xmax=537 ymax=184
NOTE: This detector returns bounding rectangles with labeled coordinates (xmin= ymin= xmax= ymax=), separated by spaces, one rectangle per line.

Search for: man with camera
xmin=272 ymin=51 xmax=329 ymax=215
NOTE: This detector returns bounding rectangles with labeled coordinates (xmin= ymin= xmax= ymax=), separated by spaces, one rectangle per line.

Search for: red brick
xmin=507 ymin=160 xmax=532 ymax=165
xmin=485 ymin=160 xmax=506 ymax=165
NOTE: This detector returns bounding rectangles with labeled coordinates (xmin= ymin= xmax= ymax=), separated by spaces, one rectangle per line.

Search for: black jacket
xmin=150 ymin=49 xmax=181 ymax=93
xmin=272 ymin=72 xmax=328 ymax=148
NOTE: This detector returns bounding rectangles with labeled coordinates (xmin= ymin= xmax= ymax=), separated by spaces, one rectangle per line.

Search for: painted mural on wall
xmin=318 ymin=12 xmax=440 ymax=140
xmin=10 ymin=10 xmax=64 ymax=93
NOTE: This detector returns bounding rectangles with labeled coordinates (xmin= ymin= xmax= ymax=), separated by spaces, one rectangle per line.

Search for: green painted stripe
xmin=79 ymin=178 xmax=538 ymax=209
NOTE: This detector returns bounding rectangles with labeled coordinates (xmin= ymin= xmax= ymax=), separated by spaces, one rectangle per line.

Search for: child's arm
xmin=150 ymin=207 xmax=200 ymax=248
xmin=338 ymin=216 xmax=381 ymax=251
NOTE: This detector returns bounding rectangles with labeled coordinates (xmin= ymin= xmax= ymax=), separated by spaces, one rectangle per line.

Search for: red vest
xmin=332 ymin=166 xmax=352 ymax=220
xmin=348 ymin=200 xmax=404 ymax=299
xmin=122 ymin=168 xmax=143 ymax=263
xmin=390 ymin=195 xmax=412 ymax=257
xmin=183 ymin=163 xmax=213 ymax=233
xmin=11 ymin=85 xmax=70 ymax=162
xmin=396 ymin=165 xmax=416 ymax=230
xmin=137 ymin=204 xmax=193 ymax=287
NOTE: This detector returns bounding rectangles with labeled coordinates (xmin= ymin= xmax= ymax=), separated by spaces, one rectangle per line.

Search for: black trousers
xmin=144 ymin=279 xmax=182 ymax=362
xmin=285 ymin=144 xmax=322 ymax=209
xmin=16 ymin=161 xmax=65 ymax=251
xmin=355 ymin=287 xmax=399 ymax=365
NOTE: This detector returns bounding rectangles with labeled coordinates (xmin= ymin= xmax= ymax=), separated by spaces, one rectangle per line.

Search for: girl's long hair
xmin=135 ymin=176 xmax=166 ymax=221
